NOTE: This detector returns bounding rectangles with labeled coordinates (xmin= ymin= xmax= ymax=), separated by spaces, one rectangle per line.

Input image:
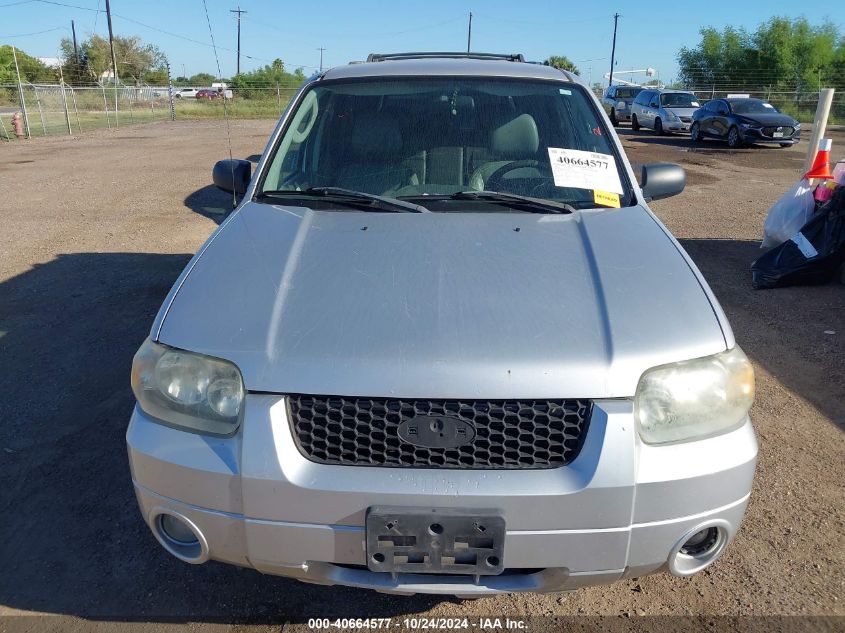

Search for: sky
xmin=2 ymin=0 xmax=842 ymax=84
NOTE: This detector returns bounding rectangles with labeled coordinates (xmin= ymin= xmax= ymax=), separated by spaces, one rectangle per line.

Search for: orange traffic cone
xmin=804 ymin=138 xmax=833 ymax=180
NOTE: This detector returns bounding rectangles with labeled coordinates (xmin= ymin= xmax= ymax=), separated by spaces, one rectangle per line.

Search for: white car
xmin=173 ymin=88 xmax=199 ymax=99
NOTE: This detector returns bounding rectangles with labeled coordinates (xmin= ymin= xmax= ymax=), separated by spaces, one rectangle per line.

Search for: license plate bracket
xmin=773 ymin=131 xmax=784 ymax=138
xmin=366 ymin=507 xmax=505 ymax=575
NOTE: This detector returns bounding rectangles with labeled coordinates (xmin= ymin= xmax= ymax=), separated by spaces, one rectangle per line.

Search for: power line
xmin=201 ymin=0 xmax=235 ymax=209
xmin=0 ymin=25 xmax=66 ymax=37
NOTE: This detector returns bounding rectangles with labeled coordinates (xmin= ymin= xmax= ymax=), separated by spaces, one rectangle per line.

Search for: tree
xmin=60 ymin=34 xmax=165 ymax=85
xmin=230 ymin=61 xmax=306 ymax=99
xmin=544 ymin=55 xmax=579 ymax=75
xmin=0 ymin=45 xmax=57 ymax=83
xmin=677 ymin=18 xmax=843 ymax=94
xmin=189 ymin=72 xmax=216 ymax=85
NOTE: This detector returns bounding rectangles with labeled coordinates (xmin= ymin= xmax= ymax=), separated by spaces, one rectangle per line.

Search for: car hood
xmin=666 ymin=107 xmax=699 ymax=117
xmin=735 ymin=113 xmax=797 ymax=127
xmin=155 ymin=202 xmax=727 ymax=398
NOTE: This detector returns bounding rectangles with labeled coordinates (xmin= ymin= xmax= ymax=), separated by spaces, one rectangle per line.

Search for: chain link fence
xmin=0 ymin=82 xmax=302 ymax=141
xmin=0 ymin=83 xmax=177 ymax=140
xmin=2 ymin=80 xmax=840 ymax=142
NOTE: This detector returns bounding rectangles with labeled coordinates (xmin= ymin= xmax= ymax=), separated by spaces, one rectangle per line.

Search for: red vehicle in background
xmin=196 ymin=89 xmax=221 ymax=100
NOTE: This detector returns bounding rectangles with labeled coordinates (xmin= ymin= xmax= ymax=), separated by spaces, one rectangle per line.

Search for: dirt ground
xmin=0 ymin=120 xmax=843 ymax=632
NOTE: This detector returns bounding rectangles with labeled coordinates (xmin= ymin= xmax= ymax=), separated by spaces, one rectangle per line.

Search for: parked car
xmin=601 ymin=85 xmax=644 ymax=126
xmin=128 ymin=52 xmax=757 ymax=597
xmin=195 ymin=88 xmax=221 ymax=100
xmin=631 ymin=89 xmax=701 ymax=134
xmin=690 ymin=98 xmax=800 ymax=148
xmin=174 ymin=88 xmax=199 ymax=99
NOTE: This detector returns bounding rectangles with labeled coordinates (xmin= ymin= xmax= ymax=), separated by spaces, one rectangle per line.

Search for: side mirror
xmin=649 ymin=101 xmax=659 ymax=108
xmin=641 ymin=163 xmax=685 ymax=201
xmin=212 ymin=159 xmax=251 ymax=195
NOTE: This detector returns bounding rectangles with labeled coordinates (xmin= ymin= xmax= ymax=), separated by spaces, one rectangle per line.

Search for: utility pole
xmin=71 ymin=19 xmax=79 ymax=74
xmin=466 ymin=12 xmax=473 ymax=53
xmin=608 ymin=12 xmax=620 ymax=87
xmin=317 ymin=47 xmax=326 ymax=72
xmin=105 ymin=0 xmax=119 ymax=126
xmin=230 ymin=6 xmax=247 ymax=75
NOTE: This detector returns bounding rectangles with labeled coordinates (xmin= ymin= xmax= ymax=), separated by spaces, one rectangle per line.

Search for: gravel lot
xmin=0 ymin=120 xmax=843 ymax=632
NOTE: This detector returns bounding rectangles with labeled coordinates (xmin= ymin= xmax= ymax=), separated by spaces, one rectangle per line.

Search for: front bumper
xmin=127 ymin=396 xmax=757 ymax=595
xmin=740 ymin=128 xmax=800 ymax=144
xmin=664 ymin=120 xmax=691 ymax=132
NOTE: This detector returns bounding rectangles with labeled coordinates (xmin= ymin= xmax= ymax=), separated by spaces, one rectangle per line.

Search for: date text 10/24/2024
xmin=307 ymin=618 xmax=528 ymax=630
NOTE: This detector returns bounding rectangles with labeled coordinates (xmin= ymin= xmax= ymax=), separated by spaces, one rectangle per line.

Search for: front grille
xmin=680 ymin=116 xmax=692 ymax=123
xmin=288 ymin=395 xmax=592 ymax=469
xmin=762 ymin=126 xmax=794 ymax=137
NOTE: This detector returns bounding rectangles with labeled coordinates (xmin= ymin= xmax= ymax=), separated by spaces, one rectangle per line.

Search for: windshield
xmin=731 ymin=99 xmax=779 ymax=114
xmin=614 ymin=87 xmax=642 ymax=99
xmin=660 ymin=93 xmax=699 ymax=108
xmin=258 ymin=77 xmax=632 ymax=210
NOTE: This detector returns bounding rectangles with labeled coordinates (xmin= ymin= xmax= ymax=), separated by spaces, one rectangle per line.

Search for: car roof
xmin=724 ymin=97 xmax=764 ymax=102
xmin=321 ymin=54 xmax=578 ymax=83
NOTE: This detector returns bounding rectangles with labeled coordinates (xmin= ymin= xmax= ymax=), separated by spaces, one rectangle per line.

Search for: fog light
xmin=681 ymin=527 xmax=719 ymax=556
xmin=160 ymin=514 xmax=198 ymax=545
xmin=150 ymin=510 xmax=209 ymax=564
xmin=668 ymin=522 xmax=729 ymax=577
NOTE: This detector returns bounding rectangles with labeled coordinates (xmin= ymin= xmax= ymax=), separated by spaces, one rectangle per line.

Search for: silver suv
xmin=128 ymin=52 xmax=757 ymax=596
xmin=631 ymin=89 xmax=701 ymax=134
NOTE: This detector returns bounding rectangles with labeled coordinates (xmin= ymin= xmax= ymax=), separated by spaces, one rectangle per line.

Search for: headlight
xmin=634 ymin=347 xmax=754 ymax=445
xmin=131 ymin=338 xmax=244 ymax=435
xmin=616 ymin=100 xmax=626 ymax=109
xmin=794 ymin=122 xmax=801 ymax=129
xmin=738 ymin=121 xmax=754 ymax=129
xmin=665 ymin=111 xmax=679 ymax=121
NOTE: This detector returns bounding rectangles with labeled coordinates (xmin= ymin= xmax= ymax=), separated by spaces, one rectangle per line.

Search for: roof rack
xmin=365 ymin=52 xmax=525 ymax=63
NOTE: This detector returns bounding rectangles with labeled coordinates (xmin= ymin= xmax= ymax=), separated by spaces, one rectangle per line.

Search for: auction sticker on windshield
xmin=548 ymin=148 xmax=623 ymax=194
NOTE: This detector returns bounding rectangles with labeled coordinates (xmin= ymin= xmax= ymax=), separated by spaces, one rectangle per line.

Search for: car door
xmin=712 ymin=101 xmax=731 ymax=138
xmin=644 ymin=91 xmax=660 ymax=128
xmin=635 ymin=91 xmax=652 ymax=127
xmin=602 ymin=87 xmax=614 ymax=115
xmin=698 ymin=101 xmax=717 ymax=137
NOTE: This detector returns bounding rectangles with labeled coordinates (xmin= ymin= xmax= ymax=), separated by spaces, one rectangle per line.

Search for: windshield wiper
xmin=255 ymin=187 xmax=428 ymax=213
xmin=447 ymin=191 xmax=575 ymax=214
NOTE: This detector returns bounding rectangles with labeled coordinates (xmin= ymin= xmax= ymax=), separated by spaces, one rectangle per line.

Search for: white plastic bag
xmin=762 ymin=179 xmax=815 ymax=248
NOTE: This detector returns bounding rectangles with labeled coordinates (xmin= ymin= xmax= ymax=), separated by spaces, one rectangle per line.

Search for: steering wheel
xmin=483 ymin=159 xmax=543 ymax=192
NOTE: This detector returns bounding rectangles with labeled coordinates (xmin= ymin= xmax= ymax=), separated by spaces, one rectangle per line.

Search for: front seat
xmin=469 ymin=113 xmax=541 ymax=191
xmin=333 ymin=118 xmax=417 ymax=195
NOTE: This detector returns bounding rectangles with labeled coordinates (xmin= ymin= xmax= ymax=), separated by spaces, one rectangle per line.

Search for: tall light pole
xmin=318 ymin=47 xmax=326 ymax=72
xmin=608 ymin=13 xmax=620 ymax=87
xmin=230 ymin=6 xmax=247 ymax=75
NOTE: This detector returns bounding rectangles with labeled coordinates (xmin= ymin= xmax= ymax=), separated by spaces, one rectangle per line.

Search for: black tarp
xmin=752 ymin=185 xmax=845 ymax=289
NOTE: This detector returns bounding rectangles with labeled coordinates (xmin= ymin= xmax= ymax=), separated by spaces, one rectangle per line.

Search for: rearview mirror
xmin=212 ymin=159 xmax=251 ymax=195
xmin=641 ymin=163 xmax=685 ymax=201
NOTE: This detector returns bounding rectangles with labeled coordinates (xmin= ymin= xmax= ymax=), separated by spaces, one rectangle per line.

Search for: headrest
xmin=491 ymin=113 xmax=539 ymax=158
xmin=349 ymin=118 xmax=402 ymax=157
